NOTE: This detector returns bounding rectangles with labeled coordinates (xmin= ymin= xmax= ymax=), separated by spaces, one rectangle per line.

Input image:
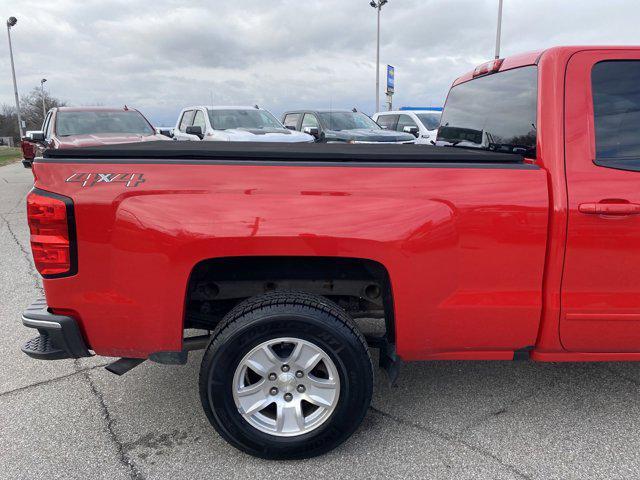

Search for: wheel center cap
xmin=278 ymin=372 xmax=296 ymax=393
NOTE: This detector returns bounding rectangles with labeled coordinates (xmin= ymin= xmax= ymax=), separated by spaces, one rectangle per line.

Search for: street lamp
xmin=40 ymin=78 xmax=47 ymax=118
xmin=6 ymin=16 xmax=24 ymax=139
xmin=370 ymin=0 xmax=388 ymax=113
xmin=494 ymin=0 xmax=504 ymax=59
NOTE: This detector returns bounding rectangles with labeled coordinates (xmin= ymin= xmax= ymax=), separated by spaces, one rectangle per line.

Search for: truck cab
xmin=373 ymin=108 xmax=441 ymax=144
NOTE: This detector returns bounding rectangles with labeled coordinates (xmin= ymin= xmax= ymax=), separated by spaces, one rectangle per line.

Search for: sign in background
xmin=386 ymin=65 xmax=394 ymax=94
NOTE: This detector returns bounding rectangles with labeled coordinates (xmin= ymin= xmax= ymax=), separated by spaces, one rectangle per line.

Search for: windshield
xmin=416 ymin=113 xmax=441 ymax=130
xmin=56 ymin=111 xmax=155 ymax=137
xmin=207 ymin=109 xmax=283 ymax=130
xmin=318 ymin=112 xmax=380 ymax=131
xmin=437 ymin=66 xmax=537 ymax=156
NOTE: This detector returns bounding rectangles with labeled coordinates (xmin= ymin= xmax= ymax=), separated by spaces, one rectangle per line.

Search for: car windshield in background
xmin=437 ymin=66 xmax=538 ymax=156
xmin=319 ymin=112 xmax=380 ymax=131
xmin=56 ymin=111 xmax=155 ymax=136
xmin=207 ymin=109 xmax=283 ymax=130
xmin=416 ymin=113 xmax=441 ymax=130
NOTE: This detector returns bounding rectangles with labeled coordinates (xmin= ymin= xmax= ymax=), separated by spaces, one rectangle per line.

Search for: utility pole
xmin=494 ymin=0 xmax=503 ymax=59
xmin=6 ymin=16 xmax=24 ymax=138
xmin=370 ymin=1 xmax=388 ymax=113
xmin=40 ymin=78 xmax=47 ymax=118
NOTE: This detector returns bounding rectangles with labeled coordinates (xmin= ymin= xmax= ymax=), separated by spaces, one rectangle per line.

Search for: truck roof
xmin=54 ymin=106 xmax=140 ymax=112
xmin=453 ymin=46 xmax=640 ymax=86
xmin=41 ymin=140 xmax=528 ymax=166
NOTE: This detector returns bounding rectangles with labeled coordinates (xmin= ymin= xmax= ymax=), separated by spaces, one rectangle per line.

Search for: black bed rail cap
xmin=43 ymin=141 xmax=526 ymax=164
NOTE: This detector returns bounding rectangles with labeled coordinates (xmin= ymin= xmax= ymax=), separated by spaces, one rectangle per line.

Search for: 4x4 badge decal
xmin=65 ymin=173 xmax=145 ymax=188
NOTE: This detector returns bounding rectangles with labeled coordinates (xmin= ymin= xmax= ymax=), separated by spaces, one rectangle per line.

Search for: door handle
xmin=579 ymin=202 xmax=640 ymax=215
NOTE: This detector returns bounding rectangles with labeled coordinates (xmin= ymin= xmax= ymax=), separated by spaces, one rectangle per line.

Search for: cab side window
xmin=592 ymin=60 xmax=640 ymax=162
xmin=376 ymin=114 xmax=398 ymax=130
xmin=283 ymin=113 xmax=300 ymax=130
xmin=192 ymin=110 xmax=207 ymax=131
xmin=178 ymin=110 xmax=195 ymax=132
xmin=301 ymin=114 xmax=319 ymax=129
xmin=396 ymin=114 xmax=418 ymax=132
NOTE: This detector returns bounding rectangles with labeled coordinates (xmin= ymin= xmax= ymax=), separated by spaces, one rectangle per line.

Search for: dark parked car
xmin=281 ymin=109 xmax=416 ymax=143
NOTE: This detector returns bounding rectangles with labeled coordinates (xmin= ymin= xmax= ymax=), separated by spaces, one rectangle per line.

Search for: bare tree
xmin=0 ymin=87 xmax=67 ymax=143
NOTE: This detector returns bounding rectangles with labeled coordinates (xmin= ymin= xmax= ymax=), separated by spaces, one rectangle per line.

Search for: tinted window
xmin=592 ymin=60 xmax=640 ymax=159
xmin=283 ymin=113 xmax=300 ymax=129
xmin=193 ymin=110 xmax=207 ymax=130
xmin=318 ymin=112 xmax=380 ymax=131
xmin=438 ymin=66 xmax=538 ymax=156
xmin=207 ymin=109 xmax=283 ymax=130
xmin=301 ymin=114 xmax=319 ymax=129
xmin=179 ymin=110 xmax=195 ymax=132
xmin=56 ymin=111 xmax=155 ymax=136
xmin=376 ymin=114 xmax=398 ymax=130
xmin=416 ymin=113 xmax=440 ymax=130
xmin=396 ymin=114 xmax=417 ymax=132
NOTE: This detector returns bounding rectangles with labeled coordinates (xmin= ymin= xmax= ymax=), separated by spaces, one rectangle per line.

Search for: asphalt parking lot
xmin=2 ymin=160 xmax=640 ymax=479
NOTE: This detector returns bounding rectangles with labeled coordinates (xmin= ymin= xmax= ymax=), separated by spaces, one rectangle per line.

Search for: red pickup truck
xmin=21 ymin=46 xmax=640 ymax=459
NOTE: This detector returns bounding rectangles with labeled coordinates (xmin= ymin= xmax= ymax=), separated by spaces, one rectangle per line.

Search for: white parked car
xmin=173 ymin=106 xmax=314 ymax=143
xmin=372 ymin=109 xmax=442 ymax=145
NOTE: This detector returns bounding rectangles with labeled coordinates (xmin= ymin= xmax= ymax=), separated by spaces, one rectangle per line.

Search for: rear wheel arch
xmin=183 ymin=255 xmax=396 ymax=343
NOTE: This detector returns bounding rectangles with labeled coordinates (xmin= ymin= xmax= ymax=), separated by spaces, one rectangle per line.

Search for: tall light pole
xmin=494 ymin=0 xmax=504 ymax=59
xmin=370 ymin=0 xmax=387 ymax=113
xmin=40 ymin=78 xmax=47 ymax=118
xmin=6 ymin=16 xmax=24 ymax=138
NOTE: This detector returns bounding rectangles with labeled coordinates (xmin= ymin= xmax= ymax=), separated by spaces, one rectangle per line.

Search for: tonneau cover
xmin=43 ymin=141 xmax=526 ymax=164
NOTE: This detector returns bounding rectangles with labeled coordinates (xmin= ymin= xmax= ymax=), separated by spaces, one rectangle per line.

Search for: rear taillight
xmin=27 ymin=190 xmax=77 ymax=277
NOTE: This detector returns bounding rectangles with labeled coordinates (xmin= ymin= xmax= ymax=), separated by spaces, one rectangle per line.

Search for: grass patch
xmin=0 ymin=147 xmax=22 ymax=166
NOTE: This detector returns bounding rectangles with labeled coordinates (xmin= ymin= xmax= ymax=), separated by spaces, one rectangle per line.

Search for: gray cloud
xmin=2 ymin=0 xmax=639 ymax=126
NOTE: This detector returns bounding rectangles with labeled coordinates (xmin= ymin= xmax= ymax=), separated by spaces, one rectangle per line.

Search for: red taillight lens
xmin=27 ymin=190 xmax=76 ymax=277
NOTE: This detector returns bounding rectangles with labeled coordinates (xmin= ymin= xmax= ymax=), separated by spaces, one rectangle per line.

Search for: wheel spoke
xmin=276 ymin=402 xmax=305 ymax=433
xmin=289 ymin=341 xmax=322 ymax=371
xmin=236 ymin=382 xmax=270 ymax=416
xmin=244 ymin=345 xmax=279 ymax=376
xmin=306 ymin=376 xmax=338 ymax=408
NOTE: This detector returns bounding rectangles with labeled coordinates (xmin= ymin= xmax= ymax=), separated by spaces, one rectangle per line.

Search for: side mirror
xmin=380 ymin=125 xmax=389 ymax=130
xmin=185 ymin=125 xmax=204 ymax=139
xmin=403 ymin=126 xmax=419 ymax=138
xmin=303 ymin=126 xmax=319 ymax=138
xmin=158 ymin=128 xmax=174 ymax=138
xmin=26 ymin=131 xmax=45 ymax=142
xmin=285 ymin=125 xmax=297 ymax=131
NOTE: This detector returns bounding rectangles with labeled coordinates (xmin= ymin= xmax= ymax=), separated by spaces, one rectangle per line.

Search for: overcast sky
xmin=2 ymin=0 xmax=639 ymax=126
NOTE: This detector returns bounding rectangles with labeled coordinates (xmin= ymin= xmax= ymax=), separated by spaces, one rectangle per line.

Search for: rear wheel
xmin=198 ymin=291 xmax=373 ymax=459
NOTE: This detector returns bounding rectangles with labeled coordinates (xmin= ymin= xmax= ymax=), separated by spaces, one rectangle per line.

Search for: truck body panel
xmin=33 ymin=155 xmax=548 ymax=359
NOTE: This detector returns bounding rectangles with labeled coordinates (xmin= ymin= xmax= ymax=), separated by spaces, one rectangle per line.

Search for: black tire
xmin=198 ymin=291 xmax=373 ymax=459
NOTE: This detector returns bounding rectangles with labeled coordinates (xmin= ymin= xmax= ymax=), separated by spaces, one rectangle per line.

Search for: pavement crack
xmin=0 ymin=362 xmax=109 ymax=397
xmin=82 ymin=369 xmax=145 ymax=480
xmin=0 ymin=212 xmax=42 ymax=294
xmin=369 ymin=406 xmax=533 ymax=480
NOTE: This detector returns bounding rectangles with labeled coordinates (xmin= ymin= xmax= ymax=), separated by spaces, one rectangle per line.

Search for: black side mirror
xmin=285 ymin=125 xmax=297 ymax=131
xmin=403 ymin=126 xmax=420 ymax=138
xmin=158 ymin=128 xmax=174 ymax=138
xmin=186 ymin=125 xmax=204 ymax=139
xmin=303 ymin=126 xmax=319 ymax=138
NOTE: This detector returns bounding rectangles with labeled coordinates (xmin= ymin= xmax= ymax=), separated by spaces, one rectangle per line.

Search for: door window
xmin=592 ymin=61 xmax=640 ymax=163
xmin=283 ymin=113 xmax=300 ymax=129
xmin=396 ymin=114 xmax=418 ymax=132
xmin=301 ymin=114 xmax=319 ymax=129
xmin=192 ymin=110 xmax=207 ymax=131
xmin=376 ymin=114 xmax=398 ymax=130
xmin=178 ymin=110 xmax=195 ymax=132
